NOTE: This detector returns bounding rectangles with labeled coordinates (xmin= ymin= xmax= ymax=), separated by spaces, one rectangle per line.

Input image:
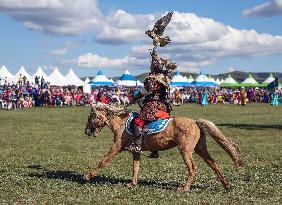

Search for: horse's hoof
xmin=83 ymin=174 xmax=91 ymax=181
xmin=126 ymin=183 xmax=137 ymax=189
xmin=224 ymin=184 xmax=232 ymax=192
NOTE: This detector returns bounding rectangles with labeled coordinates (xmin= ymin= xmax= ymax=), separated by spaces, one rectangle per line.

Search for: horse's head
xmin=85 ymin=102 xmax=130 ymax=137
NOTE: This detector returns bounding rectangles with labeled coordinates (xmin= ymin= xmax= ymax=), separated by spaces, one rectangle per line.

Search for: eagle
xmin=145 ymin=12 xmax=173 ymax=47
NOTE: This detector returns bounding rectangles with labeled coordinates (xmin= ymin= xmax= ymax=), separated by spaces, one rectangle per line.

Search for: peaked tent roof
xmin=115 ymin=70 xmax=142 ymax=87
xmin=84 ymin=77 xmax=90 ymax=84
xmin=119 ymin=69 xmax=137 ymax=81
xmin=208 ymin=75 xmax=216 ymax=83
xmin=32 ymin=66 xmax=49 ymax=81
xmin=260 ymin=73 xmax=275 ymax=87
xmin=215 ymin=78 xmax=221 ymax=85
xmin=0 ymin=65 xmax=15 ymax=81
xmin=220 ymin=74 xmax=240 ymax=87
xmin=170 ymin=71 xmax=191 ymax=86
xmin=241 ymin=73 xmax=259 ymax=87
xmin=90 ymin=70 xmax=113 ymax=86
xmin=186 ymin=74 xmax=194 ymax=83
xmin=65 ymin=69 xmax=84 ymax=86
xmin=15 ymin=66 xmax=32 ymax=81
xmin=192 ymin=71 xmax=217 ymax=87
xmin=48 ymin=67 xmax=70 ymax=86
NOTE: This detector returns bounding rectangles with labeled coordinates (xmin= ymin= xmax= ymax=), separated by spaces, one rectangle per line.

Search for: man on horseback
xmin=125 ymin=13 xmax=176 ymax=155
xmin=125 ymin=48 xmax=175 ymax=154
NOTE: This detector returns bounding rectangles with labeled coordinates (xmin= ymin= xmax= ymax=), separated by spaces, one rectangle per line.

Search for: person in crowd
xmin=239 ymin=87 xmax=247 ymax=106
xmin=270 ymin=89 xmax=279 ymax=106
xmin=201 ymin=88 xmax=209 ymax=106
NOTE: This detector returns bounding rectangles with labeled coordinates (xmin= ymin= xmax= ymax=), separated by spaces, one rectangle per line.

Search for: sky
xmin=0 ymin=0 xmax=282 ymax=78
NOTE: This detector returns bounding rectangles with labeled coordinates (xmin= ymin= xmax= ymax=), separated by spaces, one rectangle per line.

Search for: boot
xmin=125 ymin=125 xmax=143 ymax=154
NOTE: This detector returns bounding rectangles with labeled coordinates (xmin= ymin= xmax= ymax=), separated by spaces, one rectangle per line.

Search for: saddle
xmin=125 ymin=112 xmax=173 ymax=136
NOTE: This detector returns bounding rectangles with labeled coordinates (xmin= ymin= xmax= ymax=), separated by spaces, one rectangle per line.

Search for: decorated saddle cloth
xmin=125 ymin=112 xmax=173 ymax=136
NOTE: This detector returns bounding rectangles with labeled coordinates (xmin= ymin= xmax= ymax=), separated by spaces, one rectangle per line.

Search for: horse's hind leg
xmin=195 ymin=137 xmax=231 ymax=190
xmin=127 ymin=153 xmax=141 ymax=188
xmin=83 ymin=141 xmax=121 ymax=181
xmin=177 ymin=138 xmax=197 ymax=192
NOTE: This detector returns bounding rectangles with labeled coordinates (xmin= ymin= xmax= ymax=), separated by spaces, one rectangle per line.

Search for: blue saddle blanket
xmin=125 ymin=112 xmax=173 ymax=136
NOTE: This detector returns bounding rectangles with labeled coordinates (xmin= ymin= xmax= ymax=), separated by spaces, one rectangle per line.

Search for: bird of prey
xmin=145 ymin=12 xmax=173 ymax=47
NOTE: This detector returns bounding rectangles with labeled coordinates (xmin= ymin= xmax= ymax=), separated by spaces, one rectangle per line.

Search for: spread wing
xmin=152 ymin=12 xmax=173 ymax=36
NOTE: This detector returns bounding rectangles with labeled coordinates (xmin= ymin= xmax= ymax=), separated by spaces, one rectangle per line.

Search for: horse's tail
xmin=196 ymin=118 xmax=244 ymax=168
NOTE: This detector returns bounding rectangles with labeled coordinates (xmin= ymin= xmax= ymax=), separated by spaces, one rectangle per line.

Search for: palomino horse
xmin=84 ymin=103 xmax=243 ymax=192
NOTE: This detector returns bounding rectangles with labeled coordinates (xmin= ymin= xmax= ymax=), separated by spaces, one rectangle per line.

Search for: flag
xmin=267 ymin=77 xmax=279 ymax=89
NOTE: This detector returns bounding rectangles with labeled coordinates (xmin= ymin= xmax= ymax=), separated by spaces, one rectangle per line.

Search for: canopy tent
xmin=90 ymin=70 xmax=113 ymax=86
xmin=32 ymin=66 xmax=49 ymax=82
xmin=48 ymin=67 xmax=70 ymax=86
xmin=0 ymin=65 xmax=15 ymax=83
xmin=260 ymin=73 xmax=275 ymax=87
xmin=83 ymin=77 xmax=91 ymax=93
xmin=186 ymin=74 xmax=194 ymax=83
xmin=220 ymin=74 xmax=240 ymax=87
xmin=215 ymin=78 xmax=221 ymax=85
xmin=115 ymin=70 xmax=143 ymax=87
xmin=192 ymin=71 xmax=217 ymax=87
xmin=65 ymin=69 xmax=84 ymax=86
xmin=241 ymin=73 xmax=259 ymax=87
xmin=14 ymin=66 xmax=32 ymax=82
xmin=170 ymin=71 xmax=192 ymax=87
xmin=208 ymin=75 xmax=216 ymax=84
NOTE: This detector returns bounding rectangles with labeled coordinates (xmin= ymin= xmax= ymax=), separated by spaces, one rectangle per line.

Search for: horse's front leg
xmin=83 ymin=141 xmax=122 ymax=180
xmin=127 ymin=153 xmax=141 ymax=188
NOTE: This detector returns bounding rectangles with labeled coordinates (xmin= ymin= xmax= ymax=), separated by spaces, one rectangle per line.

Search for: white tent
xmin=220 ymin=74 xmax=240 ymax=87
xmin=0 ymin=65 xmax=15 ymax=83
xmin=83 ymin=77 xmax=91 ymax=93
xmin=208 ymin=75 xmax=216 ymax=84
xmin=91 ymin=70 xmax=113 ymax=86
xmin=115 ymin=70 xmax=143 ymax=87
xmin=262 ymin=73 xmax=275 ymax=85
xmin=186 ymin=74 xmax=194 ymax=83
xmin=32 ymin=66 xmax=49 ymax=82
xmin=192 ymin=71 xmax=217 ymax=87
xmin=170 ymin=71 xmax=191 ymax=86
xmin=241 ymin=73 xmax=259 ymax=87
xmin=14 ymin=66 xmax=32 ymax=82
xmin=48 ymin=67 xmax=70 ymax=86
xmin=65 ymin=69 xmax=84 ymax=86
xmin=215 ymin=78 xmax=221 ymax=85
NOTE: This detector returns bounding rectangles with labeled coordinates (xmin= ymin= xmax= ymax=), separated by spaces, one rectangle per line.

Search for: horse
xmin=120 ymin=95 xmax=130 ymax=106
xmin=110 ymin=94 xmax=121 ymax=105
xmin=84 ymin=103 xmax=243 ymax=192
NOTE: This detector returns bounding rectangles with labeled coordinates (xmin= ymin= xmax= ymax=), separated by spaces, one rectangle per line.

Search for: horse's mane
xmin=91 ymin=102 xmax=131 ymax=117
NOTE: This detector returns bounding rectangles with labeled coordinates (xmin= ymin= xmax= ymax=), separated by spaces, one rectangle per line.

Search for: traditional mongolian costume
xmin=125 ymin=13 xmax=176 ymax=154
xmin=201 ymin=90 xmax=209 ymax=106
xmin=239 ymin=87 xmax=247 ymax=105
xmin=270 ymin=90 xmax=279 ymax=106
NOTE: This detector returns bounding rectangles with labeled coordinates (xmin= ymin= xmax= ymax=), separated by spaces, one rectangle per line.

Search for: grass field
xmin=0 ymin=104 xmax=281 ymax=204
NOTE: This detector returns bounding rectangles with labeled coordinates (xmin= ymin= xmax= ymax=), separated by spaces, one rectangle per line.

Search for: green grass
xmin=0 ymin=104 xmax=281 ymax=204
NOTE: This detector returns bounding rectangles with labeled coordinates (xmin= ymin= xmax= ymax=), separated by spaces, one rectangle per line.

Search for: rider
xmin=125 ymin=48 xmax=174 ymax=155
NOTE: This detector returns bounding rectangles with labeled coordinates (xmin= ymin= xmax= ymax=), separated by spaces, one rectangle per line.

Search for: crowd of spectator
xmin=0 ymin=76 xmax=280 ymax=110
xmin=172 ymin=87 xmax=281 ymax=105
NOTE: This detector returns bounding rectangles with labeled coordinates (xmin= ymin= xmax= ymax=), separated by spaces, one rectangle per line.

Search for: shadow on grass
xmin=218 ymin=123 xmax=282 ymax=131
xmin=28 ymin=169 xmax=207 ymax=190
